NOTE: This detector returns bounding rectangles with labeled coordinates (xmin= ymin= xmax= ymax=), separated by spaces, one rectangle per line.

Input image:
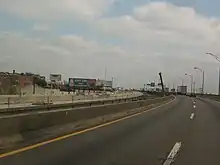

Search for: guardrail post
xmin=7 ymin=97 xmax=10 ymax=108
xmin=71 ymin=95 xmax=74 ymax=108
xmin=47 ymin=96 xmax=50 ymax=104
xmin=72 ymin=95 xmax=74 ymax=103
xmin=139 ymin=102 xmax=142 ymax=107
xmin=47 ymin=96 xmax=50 ymax=110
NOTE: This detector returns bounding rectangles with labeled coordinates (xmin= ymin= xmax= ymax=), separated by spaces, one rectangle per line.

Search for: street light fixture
xmin=206 ymin=52 xmax=220 ymax=63
xmin=194 ymin=67 xmax=205 ymax=94
xmin=185 ymin=73 xmax=193 ymax=94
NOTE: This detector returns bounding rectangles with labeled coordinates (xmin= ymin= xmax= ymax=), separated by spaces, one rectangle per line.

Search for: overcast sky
xmin=1 ymin=0 xmax=220 ymax=93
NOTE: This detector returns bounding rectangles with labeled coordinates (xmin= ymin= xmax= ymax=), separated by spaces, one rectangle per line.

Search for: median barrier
xmin=0 ymin=96 xmax=143 ymax=115
xmin=0 ymin=96 xmax=173 ymax=137
xmin=0 ymin=96 xmax=143 ymax=116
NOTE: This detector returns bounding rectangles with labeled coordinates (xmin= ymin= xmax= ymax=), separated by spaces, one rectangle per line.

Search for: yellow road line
xmin=0 ymin=97 xmax=176 ymax=159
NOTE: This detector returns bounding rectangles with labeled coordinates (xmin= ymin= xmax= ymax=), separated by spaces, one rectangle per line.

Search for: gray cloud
xmin=0 ymin=0 xmax=116 ymax=20
xmin=32 ymin=24 xmax=50 ymax=31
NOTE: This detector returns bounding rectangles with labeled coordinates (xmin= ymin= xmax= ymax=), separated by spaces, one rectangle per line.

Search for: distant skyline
xmin=0 ymin=0 xmax=220 ymax=93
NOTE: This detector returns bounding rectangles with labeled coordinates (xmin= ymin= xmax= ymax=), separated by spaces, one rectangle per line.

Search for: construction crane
xmin=159 ymin=72 xmax=165 ymax=96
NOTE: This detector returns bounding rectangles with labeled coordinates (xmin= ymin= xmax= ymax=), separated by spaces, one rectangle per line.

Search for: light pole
xmin=180 ymin=77 xmax=184 ymax=86
xmin=111 ymin=77 xmax=114 ymax=89
xmin=104 ymin=67 xmax=107 ymax=81
xmin=194 ymin=67 xmax=204 ymax=94
xmin=206 ymin=52 xmax=220 ymax=95
xmin=185 ymin=73 xmax=193 ymax=94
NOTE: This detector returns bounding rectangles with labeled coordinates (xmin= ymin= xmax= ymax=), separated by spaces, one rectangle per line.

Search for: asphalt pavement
xmin=0 ymin=96 xmax=220 ymax=165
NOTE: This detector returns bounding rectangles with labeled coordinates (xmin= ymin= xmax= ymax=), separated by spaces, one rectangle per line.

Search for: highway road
xmin=0 ymin=96 xmax=220 ymax=165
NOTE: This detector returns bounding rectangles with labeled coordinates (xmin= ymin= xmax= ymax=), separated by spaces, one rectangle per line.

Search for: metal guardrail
xmin=0 ymin=94 xmax=145 ymax=115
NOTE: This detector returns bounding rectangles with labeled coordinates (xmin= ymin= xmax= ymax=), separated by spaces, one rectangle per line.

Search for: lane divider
xmin=192 ymin=99 xmax=196 ymax=109
xmin=163 ymin=142 xmax=182 ymax=165
xmin=190 ymin=113 xmax=195 ymax=120
xmin=0 ymin=96 xmax=176 ymax=159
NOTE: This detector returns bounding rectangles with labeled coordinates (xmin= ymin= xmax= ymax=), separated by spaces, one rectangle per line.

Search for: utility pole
xmin=33 ymin=76 xmax=36 ymax=95
xmin=185 ymin=73 xmax=193 ymax=94
xmin=219 ymin=68 xmax=220 ymax=95
xmin=194 ymin=67 xmax=205 ymax=94
xmin=104 ymin=68 xmax=107 ymax=81
xmin=206 ymin=53 xmax=220 ymax=95
xmin=111 ymin=77 xmax=114 ymax=88
xmin=193 ymin=81 xmax=196 ymax=93
xmin=159 ymin=72 xmax=165 ymax=96
xmin=180 ymin=77 xmax=184 ymax=86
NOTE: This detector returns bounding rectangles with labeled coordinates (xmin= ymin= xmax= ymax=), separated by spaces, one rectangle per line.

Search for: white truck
xmin=177 ymin=86 xmax=187 ymax=95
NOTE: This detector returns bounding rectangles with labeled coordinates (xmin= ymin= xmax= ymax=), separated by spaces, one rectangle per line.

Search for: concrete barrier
xmin=0 ymin=91 xmax=139 ymax=105
xmin=0 ymin=95 xmax=142 ymax=115
xmin=0 ymin=96 xmax=173 ymax=137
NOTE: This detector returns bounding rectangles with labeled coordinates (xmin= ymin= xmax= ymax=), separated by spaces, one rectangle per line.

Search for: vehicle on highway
xmin=177 ymin=86 xmax=187 ymax=95
xmin=189 ymin=93 xmax=196 ymax=97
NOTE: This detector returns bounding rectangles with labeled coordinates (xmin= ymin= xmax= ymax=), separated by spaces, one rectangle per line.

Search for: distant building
xmin=96 ymin=79 xmax=113 ymax=90
xmin=0 ymin=70 xmax=45 ymax=95
xmin=145 ymin=82 xmax=162 ymax=92
xmin=164 ymin=87 xmax=169 ymax=93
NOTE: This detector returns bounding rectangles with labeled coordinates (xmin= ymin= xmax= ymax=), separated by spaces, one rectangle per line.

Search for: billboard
xmin=50 ymin=74 xmax=62 ymax=82
xmin=69 ymin=78 xmax=96 ymax=89
xmin=96 ymin=80 xmax=113 ymax=88
xmin=103 ymin=80 xmax=113 ymax=87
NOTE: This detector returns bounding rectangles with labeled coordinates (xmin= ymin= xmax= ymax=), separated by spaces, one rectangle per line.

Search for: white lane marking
xmin=193 ymin=105 xmax=196 ymax=108
xmin=190 ymin=113 xmax=195 ymax=120
xmin=192 ymin=99 xmax=196 ymax=104
xmin=163 ymin=142 xmax=182 ymax=165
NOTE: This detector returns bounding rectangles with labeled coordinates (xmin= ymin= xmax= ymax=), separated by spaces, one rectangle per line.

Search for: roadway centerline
xmin=190 ymin=113 xmax=195 ymax=120
xmin=163 ymin=142 xmax=182 ymax=165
